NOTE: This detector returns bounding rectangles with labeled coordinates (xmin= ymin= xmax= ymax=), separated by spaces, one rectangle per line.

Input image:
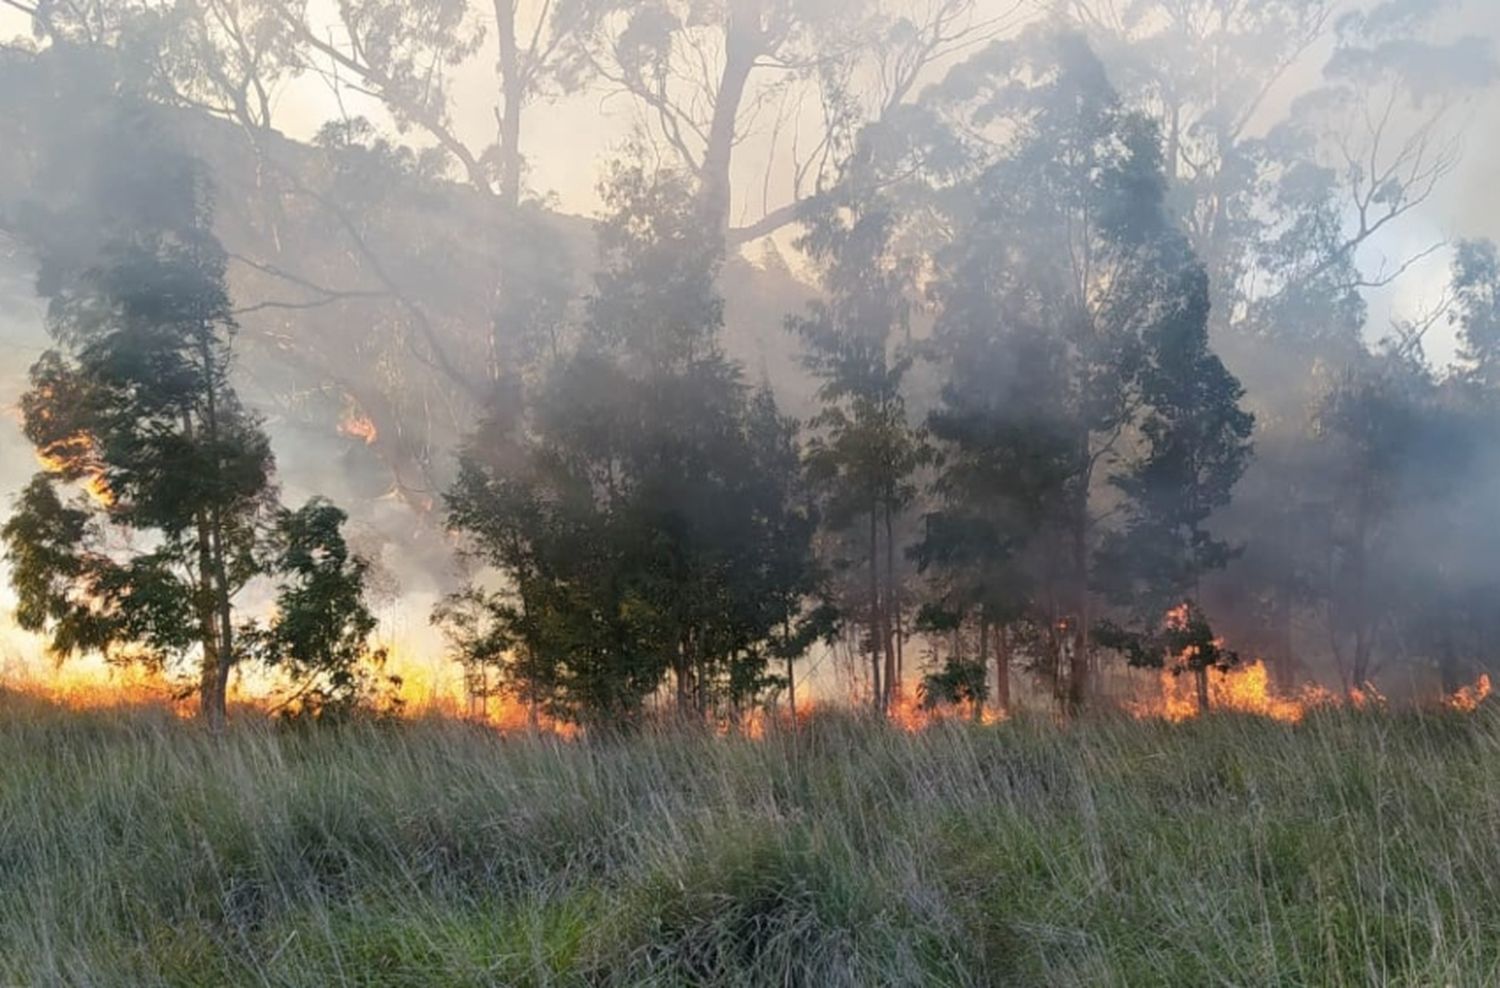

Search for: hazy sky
xmin=3 ymin=1 xmax=1500 ymax=355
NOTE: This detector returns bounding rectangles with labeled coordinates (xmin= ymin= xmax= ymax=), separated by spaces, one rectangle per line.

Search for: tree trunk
xmin=1194 ymin=665 xmax=1210 ymax=714
xmin=698 ymin=0 xmax=760 ymax=237
xmin=1068 ymin=520 xmax=1091 ymax=715
xmin=194 ymin=506 xmax=225 ymax=728
xmin=976 ymin=619 xmax=989 ymax=721
xmin=884 ymin=504 xmax=899 ymax=707
xmin=786 ymin=649 xmax=796 ymax=729
xmin=209 ymin=515 xmax=235 ymax=723
xmin=183 ymin=409 xmax=225 ymax=727
xmin=493 ymin=0 xmax=524 ymax=211
xmin=868 ymin=506 xmax=883 ymax=713
xmin=676 ymin=634 xmax=692 ymax=715
xmin=200 ymin=341 xmax=236 ymax=727
xmin=995 ymin=624 xmax=1011 ymax=714
xmin=1350 ymin=488 xmax=1373 ymax=687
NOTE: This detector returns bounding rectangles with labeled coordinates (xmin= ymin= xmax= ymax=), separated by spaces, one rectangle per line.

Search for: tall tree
xmin=271 ymin=0 xmax=586 ymax=207
xmin=573 ymin=0 xmax=1010 ymax=245
xmin=1061 ymin=0 xmax=1495 ymax=687
xmin=443 ymin=161 xmax=821 ymax=725
xmin=793 ymin=171 xmax=927 ymax=713
xmin=1 ymin=119 xmax=380 ymax=724
xmin=924 ymin=30 xmax=1251 ymax=712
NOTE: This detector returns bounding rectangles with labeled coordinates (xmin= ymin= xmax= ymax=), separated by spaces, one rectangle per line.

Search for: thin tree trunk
xmin=1068 ymin=518 xmax=1090 ymax=715
xmin=786 ymin=650 xmax=796 ymax=729
xmin=199 ymin=339 xmax=236 ymax=726
xmin=1350 ymin=488 xmax=1373 ymax=687
xmin=868 ymin=506 xmax=883 ymax=713
xmin=995 ymin=624 xmax=1011 ymax=714
xmin=183 ymin=410 xmax=224 ymax=727
xmin=1194 ymin=665 xmax=1210 ymax=714
xmin=208 ymin=514 xmax=235 ymax=721
xmin=884 ymin=504 xmax=899 ymax=707
xmin=676 ymin=635 xmax=692 ymax=716
xmin=977 ymin=618 xmax=989 ymax=721
xmin=493 ymin=0 xmax=524 ymax=211
xmin=194 ymin=506 xmax=225 ymax=726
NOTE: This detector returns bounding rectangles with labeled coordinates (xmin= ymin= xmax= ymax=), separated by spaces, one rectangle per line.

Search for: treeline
xmin=4 ymin=1 xmax=1500 ymax=727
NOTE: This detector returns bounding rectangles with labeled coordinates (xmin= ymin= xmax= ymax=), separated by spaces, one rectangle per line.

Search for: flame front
xmin=1445 ymin=674 xmax=1493 ymax=713
xmin=1 ymin=616 xmax=1492 ymax=731
xmin=1131 ymin=660 xmax=1316 ymax=723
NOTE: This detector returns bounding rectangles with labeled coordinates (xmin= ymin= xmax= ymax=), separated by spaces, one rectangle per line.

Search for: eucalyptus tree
xmin=443 ymin=160 xmax=821 ymax=725
xmin=1 ymin=118 xmax=381 ymax=724
xmin=1056 ymin=0 xmax=1497 ymax=685
xmin=922 ymin=30 xmax=1252 ymax=711
xmin=571 ymin=0 xmax=1015 ymax=245
xmin=792 ymin=157 xmax=931 ymax=713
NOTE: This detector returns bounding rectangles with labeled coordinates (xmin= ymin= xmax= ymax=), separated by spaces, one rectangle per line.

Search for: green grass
xmin=4 ymin=694 xmax=1500 ymax=986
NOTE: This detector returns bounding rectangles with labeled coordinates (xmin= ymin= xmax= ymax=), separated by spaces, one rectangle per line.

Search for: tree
xmin=1 ymin=123 xmax=379 ymax=724
xmin=1451 ymin=239 xmax=1500 ymax=389
xmin=1061 ymin=0 xmax=1495 ymax=688
xmin=793 ymin=168 xmax=928 ymax=714
xmin=1313 ymin=348 xmax=1434 ymax=689
xmin=922 ymin=30 xmax=1251 ymax=712
xmin=573 ymin=0 xmax=1010 ymax=245
xmin=250 ymin=498 xmax=390 ymax=719
xmin=272 ymin=0 xmax=586 ymax=207
xmin=1096 ymin=600 xmax=1237 ymax=713
xmin=1094 ymin=258 xmax=1255 ymax=618
xmin=4 ymin=0 xmax=300 ymax=135
xmin=443 ymin=161 xmax=822 ymax=726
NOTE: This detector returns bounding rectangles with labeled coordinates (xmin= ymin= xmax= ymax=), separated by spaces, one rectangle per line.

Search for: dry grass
xmin=3 ymin=691 xmax=1500 ymax=986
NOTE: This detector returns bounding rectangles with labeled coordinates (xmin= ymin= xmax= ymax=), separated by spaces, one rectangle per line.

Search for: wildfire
xmin=1128 ymin=660 xmax=1492 ymax=724
xmin=1445 ymin=673 xmax=1493 ymax=713
xmin=890 ymin=690 xmax=1006 ymax=732
xmin=1132 ymin=660 xmax=1317 ymax=723
xmin=35 ymin=433 xmax=116 ymax=509
xmin=338 ymin=400 xmax=378 ymax=445
xmin=1 ymin=615 xmax=1490 ymax=732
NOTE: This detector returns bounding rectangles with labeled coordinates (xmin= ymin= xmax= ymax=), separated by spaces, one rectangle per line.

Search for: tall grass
xmin=3 ymin=692 xmax=1500 ymax=986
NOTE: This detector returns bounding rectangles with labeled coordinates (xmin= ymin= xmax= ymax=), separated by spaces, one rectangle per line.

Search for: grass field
xmin=4 ymin=694 xmax=1500 ymax=986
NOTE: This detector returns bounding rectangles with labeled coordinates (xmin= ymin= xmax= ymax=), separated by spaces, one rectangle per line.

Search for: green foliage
xmin=444 ymin=165 xmax=822 ymax=725
xmin=1 ymin=104 xmax=380 ymax=721
xmin=921 ymin=30 xmax=1253 ymax=695
xmin=251 ymin=499 xmax=390 ymax=719
xmin=1095 ymin=600 xmax=1238 ymax=675
xmin=918 ymin=657 xmax=987 ymax=712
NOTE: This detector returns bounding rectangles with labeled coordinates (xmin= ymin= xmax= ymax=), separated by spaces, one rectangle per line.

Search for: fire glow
xmin=35 ymin=433 xmax=116 ymax=509
xmin=0 ymin=622 xmax=1493 ymax=732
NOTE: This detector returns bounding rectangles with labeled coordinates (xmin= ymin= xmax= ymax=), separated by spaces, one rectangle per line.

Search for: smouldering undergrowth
xmin=3 ymin=694 xmax=1500 ymax=986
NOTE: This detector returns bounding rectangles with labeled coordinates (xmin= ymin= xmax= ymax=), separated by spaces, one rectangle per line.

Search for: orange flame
xmin=35 ymin=434 xmax=116 ymax=509
xmin=1445 ymin=673 xmax=1492 ymax=713
xmin=1131 ymin=660 xmax=1321 ymax=723
xmin=338 ymin=401 xmax=378 ymax=445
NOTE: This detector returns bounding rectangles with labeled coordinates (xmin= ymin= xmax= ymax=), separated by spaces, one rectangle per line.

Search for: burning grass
xmin=5 ymin=694 xmax=1500 ymax=985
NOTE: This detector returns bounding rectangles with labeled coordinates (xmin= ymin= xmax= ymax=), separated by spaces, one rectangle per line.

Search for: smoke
xmin=3 ymin=0 xmax=1500 ymax=711
xmin=0 ymin=235 xmax=49 ymax=674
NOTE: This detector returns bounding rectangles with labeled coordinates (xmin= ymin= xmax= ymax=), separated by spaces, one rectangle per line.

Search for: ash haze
xmin=3 ymin=0 xmax=1500 ymax=724
xmin=16 ymin=6 xmax=1500 ymax=984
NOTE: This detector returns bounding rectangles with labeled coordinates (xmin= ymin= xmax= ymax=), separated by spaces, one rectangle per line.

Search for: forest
xmin=4 ymin=0 xmax=1500 ymax=729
